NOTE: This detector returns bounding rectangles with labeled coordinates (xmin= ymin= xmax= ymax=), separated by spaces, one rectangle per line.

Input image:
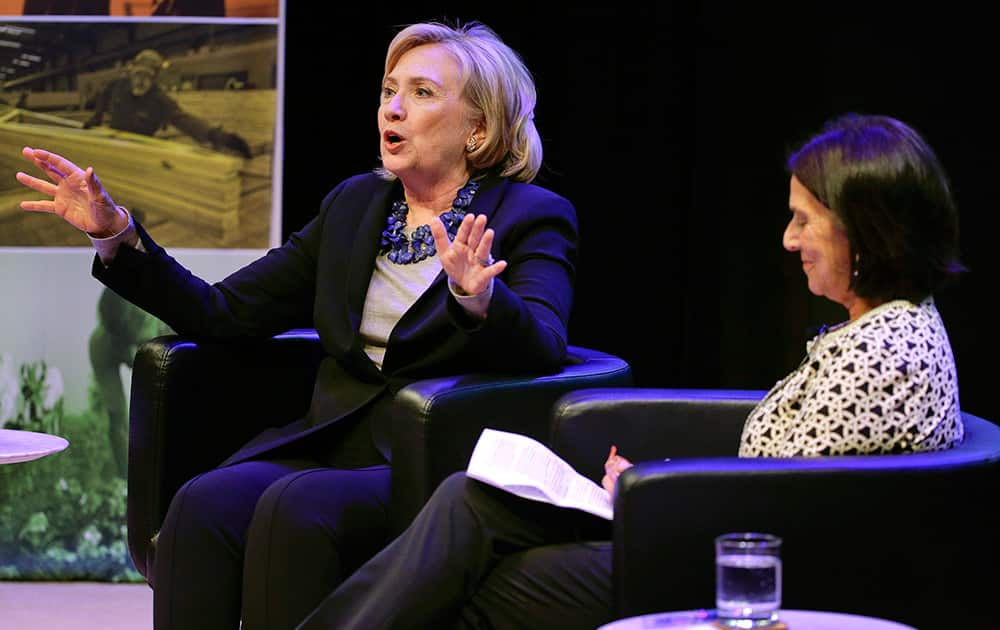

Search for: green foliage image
xmin=1 ymin=354 xmax=142 ymax=582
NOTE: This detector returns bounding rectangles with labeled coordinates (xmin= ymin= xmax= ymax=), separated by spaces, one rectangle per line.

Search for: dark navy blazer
xmin=92 ymin=171 xmax=579 ymax=465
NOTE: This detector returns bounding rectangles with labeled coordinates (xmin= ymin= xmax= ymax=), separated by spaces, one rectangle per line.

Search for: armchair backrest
xmin=127 ymin=329 xmax=325 ymax=580
xmin=550 ymin=388 xmax=1000 ymax=628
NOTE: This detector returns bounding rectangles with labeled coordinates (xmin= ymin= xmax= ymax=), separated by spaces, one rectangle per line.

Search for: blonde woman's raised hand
xmin=16 ymin=146 xmax=127 ymax=238
xmin=430 ymin=212 xmax=507 ymax=297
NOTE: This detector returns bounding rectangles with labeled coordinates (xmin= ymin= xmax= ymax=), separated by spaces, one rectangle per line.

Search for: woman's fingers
xmin=604 ymin=445 xmax=619 ymax=477
xmin=22 ymin=146 xmax=82 ymax=184
xmin=28 ymin=146 xmax=75 ymax=173
xmin=19 ymin=199 xmax=56 ymax=213
xmin=15 ymin=171 xmax=58 ymax=197
xmin=34 ymin=161 xmax=65 ymax=182
xmin=466 ymin=214 xmax=486 ymax=249
xmin=15 ymin=173 xmax=60 ymax=215
xmin=604 ymin=445 xmax=632 ymax=483
xmin=433 ymin=213 xmax=505 ymax=295
xmin=86 ymin=167 xmax=107 ymax=202
xmin=453 ymin=212 xmax=475 ymax=246
xmin=602 ymin=446 xmax=631 ymax=495
xmin=429 ymin=216 xmax=451 ymax=253
xmin=475 ymin=227 xmax=495 ymax=265
xmin=21 ymin=155 xmax=65 ymax=184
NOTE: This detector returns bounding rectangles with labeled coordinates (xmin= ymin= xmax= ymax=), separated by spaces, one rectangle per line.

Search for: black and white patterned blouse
xmin=739 ymin=298 xmax=963 ymax=457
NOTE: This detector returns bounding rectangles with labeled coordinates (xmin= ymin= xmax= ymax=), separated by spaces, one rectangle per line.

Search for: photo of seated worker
xmin=83 ymin=48 xmax=251 ymax=159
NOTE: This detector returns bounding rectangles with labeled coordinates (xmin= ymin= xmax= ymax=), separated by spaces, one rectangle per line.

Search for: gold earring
xmin=466 ymin=136 xmax=478 ymax=152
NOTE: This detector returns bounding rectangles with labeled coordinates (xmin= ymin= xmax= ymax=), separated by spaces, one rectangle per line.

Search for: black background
xmin=283 ymin=3 xmax=996 ymax=421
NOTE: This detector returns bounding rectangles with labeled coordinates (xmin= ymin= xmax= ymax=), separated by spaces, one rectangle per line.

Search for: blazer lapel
xmin=345 ymin=179 xmax=399 ymax=340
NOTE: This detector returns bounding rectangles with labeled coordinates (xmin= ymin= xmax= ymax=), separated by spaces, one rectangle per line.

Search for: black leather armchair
xmin=549 ymin=388 xmax=1000 ymax=629
xmin=126 ymin=329 xmax=632 ymax=581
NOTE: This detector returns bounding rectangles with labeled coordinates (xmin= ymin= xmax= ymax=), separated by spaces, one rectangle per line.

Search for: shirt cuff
xmin=448 ymin=277 xmax=494 ymax=319
xmin=89 ymin=207 xmax=144 ymax=266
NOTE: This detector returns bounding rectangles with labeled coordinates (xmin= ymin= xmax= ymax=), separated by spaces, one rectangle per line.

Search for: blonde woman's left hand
xmin=431 ymin=213 xmax=507 ymax=296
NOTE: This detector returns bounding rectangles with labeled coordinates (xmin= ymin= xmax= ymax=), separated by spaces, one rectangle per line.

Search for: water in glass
xmin=715 ymin=552 xmax=781 ymax=626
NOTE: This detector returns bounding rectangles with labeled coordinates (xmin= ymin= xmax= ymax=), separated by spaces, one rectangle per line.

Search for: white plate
xmin=0 ymin=428 xmax=70 ymax=464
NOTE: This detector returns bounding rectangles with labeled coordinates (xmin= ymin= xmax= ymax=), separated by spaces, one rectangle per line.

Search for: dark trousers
xmin=298 ymin=471 xmax=614 ymax=630
xmin=152 ymin=460 xmax=391 ymax=630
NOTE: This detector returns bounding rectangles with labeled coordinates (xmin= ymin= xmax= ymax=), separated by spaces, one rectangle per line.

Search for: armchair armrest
xmin=126 ymin=328 xmax=324 ymax=579
xmin=388 ymin=346 xmax=633 ymax=532
xmin=549 ymin=388 xmax=766 ymax=484
xmin=611 ymin=412 xmax=1000 ymax=628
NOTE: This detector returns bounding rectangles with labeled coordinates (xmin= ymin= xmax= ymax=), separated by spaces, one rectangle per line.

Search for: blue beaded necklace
xmin=380 ymin=180 xmax=480 ymax=264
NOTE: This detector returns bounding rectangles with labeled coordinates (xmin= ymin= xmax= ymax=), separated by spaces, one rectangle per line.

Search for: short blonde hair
xmin=380 ymin=21 xmax=542 ymax=182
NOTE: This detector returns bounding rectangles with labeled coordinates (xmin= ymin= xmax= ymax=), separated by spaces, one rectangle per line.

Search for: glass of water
xmin=714 ymin=532 xmax=782 ymax=628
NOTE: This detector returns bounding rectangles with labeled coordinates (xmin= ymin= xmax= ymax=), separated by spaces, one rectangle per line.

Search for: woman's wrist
xmin=89 ymin=206 xmax=130 ymax=239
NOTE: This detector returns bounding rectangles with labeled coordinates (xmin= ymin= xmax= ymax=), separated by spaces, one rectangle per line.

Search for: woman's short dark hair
xmin=788 ymin=113 xmax=965 ymax=303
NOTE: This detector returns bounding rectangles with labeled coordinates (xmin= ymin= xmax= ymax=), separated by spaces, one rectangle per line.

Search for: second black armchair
xmin=550 ymin=388 xmax=1000 ymax=629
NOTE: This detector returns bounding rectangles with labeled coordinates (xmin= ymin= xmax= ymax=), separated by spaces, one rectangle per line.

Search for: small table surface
xmin=598 ymin=609 xmax=916 ymax=630
xmin=0 ymin=428 xmax=70 ymax=464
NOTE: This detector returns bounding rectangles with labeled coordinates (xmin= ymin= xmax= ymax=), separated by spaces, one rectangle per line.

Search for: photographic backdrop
xmin=0 ymin=4 xmax=282 ymax=581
